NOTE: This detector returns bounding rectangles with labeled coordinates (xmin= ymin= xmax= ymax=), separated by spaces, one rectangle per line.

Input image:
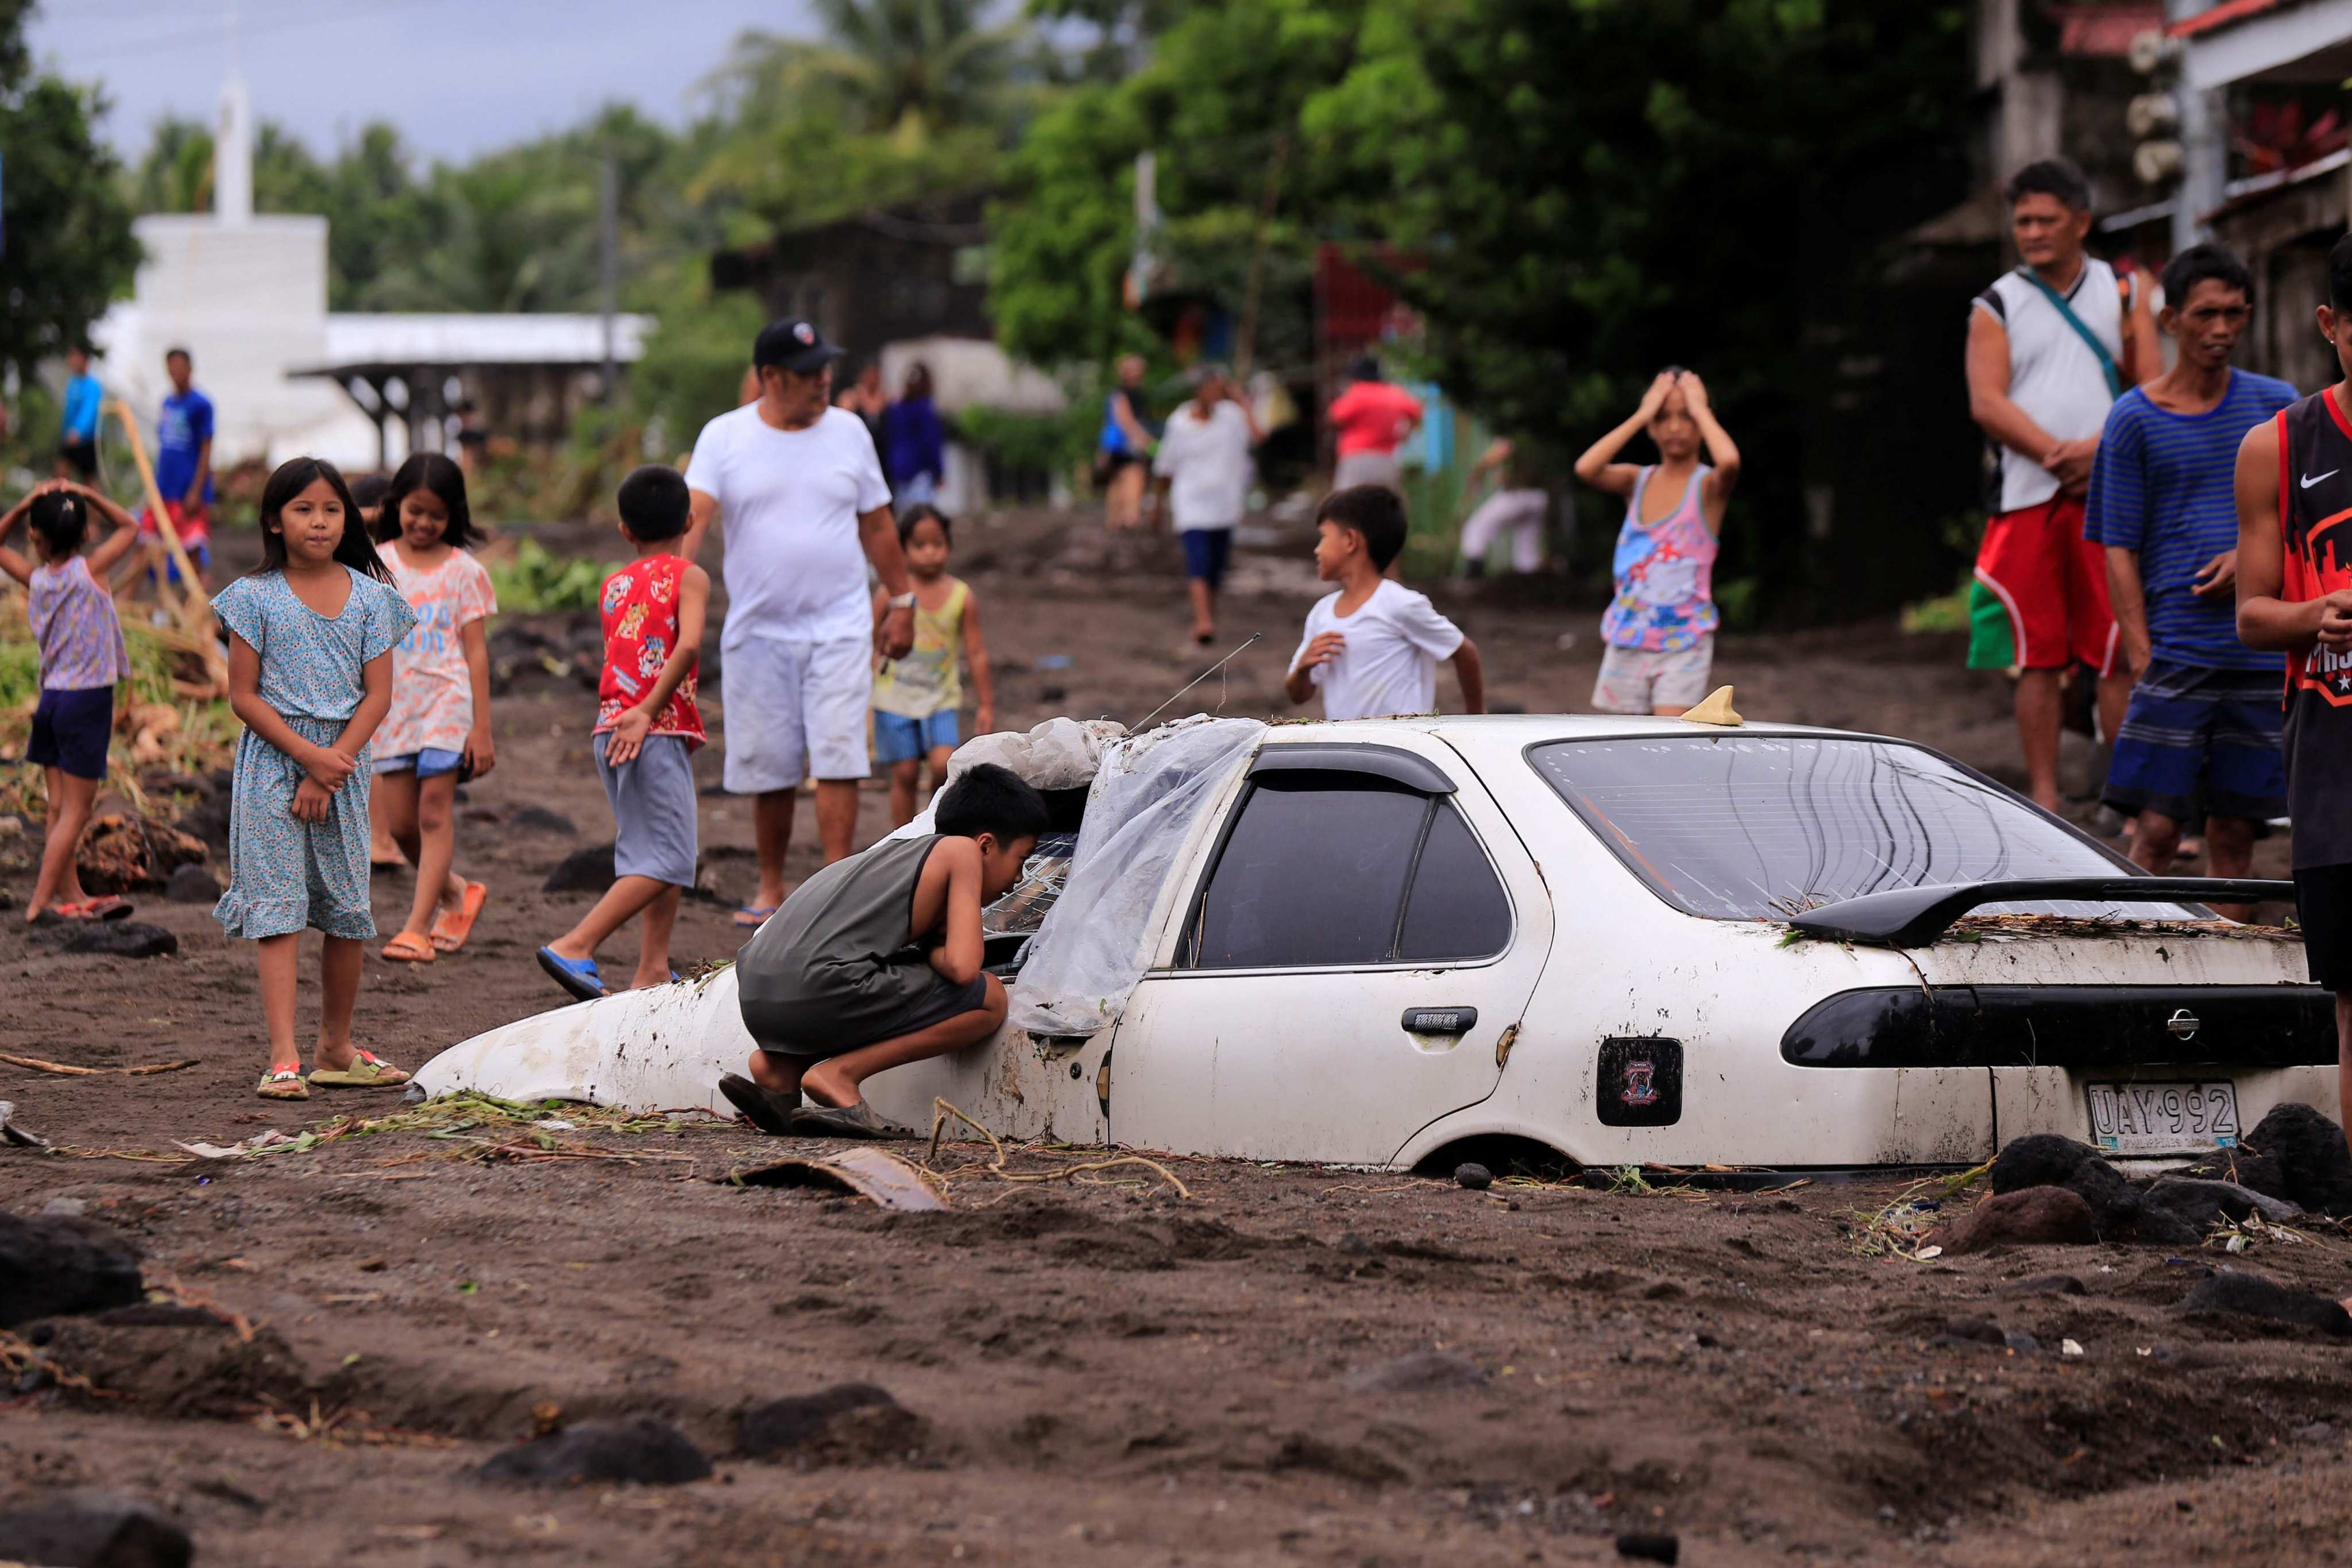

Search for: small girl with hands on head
xmin=370 ymin=454 xmax=496 ymax=963
xmin=213 ymin=458 xmax=418 ymax=1101
xmin=0 ymin=480 xmax=141 ymax=922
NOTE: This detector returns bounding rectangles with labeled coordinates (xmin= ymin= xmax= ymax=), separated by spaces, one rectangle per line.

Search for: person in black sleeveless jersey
xmin=2235 ymin=230 xmax=2352 ymax=1153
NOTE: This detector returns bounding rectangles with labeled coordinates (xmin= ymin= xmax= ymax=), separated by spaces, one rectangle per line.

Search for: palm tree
xmin=711 ymin=0 xmax=1023 ymax=146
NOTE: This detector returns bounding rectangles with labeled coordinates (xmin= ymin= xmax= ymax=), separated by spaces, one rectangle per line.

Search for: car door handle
xmin=1401 ymin=1007 xmax=1478 ymax=1035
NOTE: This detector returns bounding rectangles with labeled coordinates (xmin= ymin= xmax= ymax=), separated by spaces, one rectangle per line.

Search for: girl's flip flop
xmin=82 ymin=896 xmax=132 ymax=921
xmin=308 ymin=1050 xmax=410 ymax=1089
xmin=536 ymin=947 xmax=608 ymax=1002
xmin=732 ymin=905 xmax=779 ymax=930
xmin=380 ymin=932 xmax=438 ymax=963
xmin=430 ymin=881 xmax=489 ymax=953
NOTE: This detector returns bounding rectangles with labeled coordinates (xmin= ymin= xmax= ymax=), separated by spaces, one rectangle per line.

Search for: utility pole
xmin=598 ymin=155 xmax=619 ymax=404
xmin=2164 ymin=0 xmax=2224 ymax=251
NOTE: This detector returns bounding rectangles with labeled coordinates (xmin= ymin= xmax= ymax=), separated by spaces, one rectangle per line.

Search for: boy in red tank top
xmin=537 ymin=466 xmax=710 ymax=1000
xmin=2235 ymin=231 xmax=2352 ymax=1154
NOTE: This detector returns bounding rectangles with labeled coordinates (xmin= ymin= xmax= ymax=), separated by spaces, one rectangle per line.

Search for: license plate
xmin=2085 ymin=1080 xmax=2240 ymax=1156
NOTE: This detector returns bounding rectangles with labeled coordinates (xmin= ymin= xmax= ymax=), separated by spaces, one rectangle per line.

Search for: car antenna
xmin=1131 ymin=634 xmax=1260 ymax=732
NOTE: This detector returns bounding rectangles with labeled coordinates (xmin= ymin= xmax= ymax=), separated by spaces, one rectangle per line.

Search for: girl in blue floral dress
xmin=213 ymin=458 xmax=418 ymax=1100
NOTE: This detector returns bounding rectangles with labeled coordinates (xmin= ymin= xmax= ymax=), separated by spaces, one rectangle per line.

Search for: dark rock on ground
xmin=1932 ymin=1317 xmax=2007 ymax=1347
xmin=478 ymin=1416 xmax=713 ymax=1486
xmin=1615 ymin=1532 xmax=1679 ymax=1564
xmin=2179 ymin=1146 xmax=2289 ymax=1199
xmin=1453 ymin=1161 xmax=1492 ymax=1191
xmin=0 ymin=1211 xmax=144 ymax=1328
xmin=1988 ymin=1134 xmax=2198 ymax=1245
xmin=2176 ymin=1269 xmax=2352 ymax=1335
xmin=2141 ymin=1176 xmax=2303 ymax=1231
xmin=1997 ymin=1273 xmax=2087 ymax=1297
xmin=163 ymin=863 xmax=222 ymax=904
xmin=52 ymin=922 xmax=179 ymax=959
xmin=0 ymin=1491 xmax=192 ymax=1568
xmin=2242 ymin=1103 xmax=2352 ymax=1216
xmin=1930 ymin=1186 xmax=2098 ymax=1254
xmin=738 ymin=1383 xmax=920 ymax=1461
xmin=508 ymin=805 xmax=578 ymax=836
xmin=542 ymin=842 xmax=617 ymax=895
xmin=1342 ymin=1350 xmax=1489 ymax=1394
xmin=174 ymin=793 xmax=231 ymax=852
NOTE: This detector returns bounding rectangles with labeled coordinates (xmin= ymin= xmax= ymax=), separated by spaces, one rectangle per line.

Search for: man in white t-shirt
xmin=1285 ymin=485 xmax=1484 ymax=720
xmin=1150 ymin=364 xmax=1262 ymax=651
xmin=684 ymin=318 xmax=918 ymax=926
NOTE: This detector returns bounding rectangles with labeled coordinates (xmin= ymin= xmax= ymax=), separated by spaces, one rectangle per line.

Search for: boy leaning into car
xmin=2235 ymin=229 xmax=2352 ymax=1155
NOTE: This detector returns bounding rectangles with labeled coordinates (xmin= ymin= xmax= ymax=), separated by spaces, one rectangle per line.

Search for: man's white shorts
xmin=719 ymin=635 xmax=872 ymax=793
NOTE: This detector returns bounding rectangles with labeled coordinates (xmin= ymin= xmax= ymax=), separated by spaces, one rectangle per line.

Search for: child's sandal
xmin=430 ymin=882 xmax=488 ymax=953
xmin=257 ymin=1067 xmax=310 ymax=1100
xmin=380 ymin=932 xmax=437 ymax=963
xmin=307 ymin=1050 xmax=410 ymax=1090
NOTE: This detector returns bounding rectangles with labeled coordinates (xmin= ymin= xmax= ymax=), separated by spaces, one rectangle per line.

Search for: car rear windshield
xmin=1528 ymin=735 xmax=2151 ymax=922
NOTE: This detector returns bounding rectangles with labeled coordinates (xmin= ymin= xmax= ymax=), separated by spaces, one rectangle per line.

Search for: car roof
xmin=1257 ymin=713 xmax=1888 ymax=747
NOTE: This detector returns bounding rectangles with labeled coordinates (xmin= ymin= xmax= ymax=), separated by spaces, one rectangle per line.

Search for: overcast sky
xmin=32 ymin=0 xmax=821 ymax=164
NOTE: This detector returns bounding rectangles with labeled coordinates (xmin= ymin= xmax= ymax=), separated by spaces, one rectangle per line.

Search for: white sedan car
xmin=419 ymin=715 xmax=2336 ymax=1171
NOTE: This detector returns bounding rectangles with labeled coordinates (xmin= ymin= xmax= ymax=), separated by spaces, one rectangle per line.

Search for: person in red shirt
xmin=538 ymin=465 xmax=710 ymax=1001
xmin=1326 ymin=356 xmax=1424 ymax=492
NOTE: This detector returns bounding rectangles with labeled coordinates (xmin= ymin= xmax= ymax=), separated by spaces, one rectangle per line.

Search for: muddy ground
xmin=1 ymin=510 xmax=2342 ymax=1566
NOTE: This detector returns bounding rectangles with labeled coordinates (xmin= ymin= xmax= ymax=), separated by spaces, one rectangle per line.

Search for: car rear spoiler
xmin=1786 ymin=876 xmax=2294 ymax=948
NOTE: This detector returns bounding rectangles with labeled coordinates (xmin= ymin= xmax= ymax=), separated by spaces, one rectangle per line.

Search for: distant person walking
xmin=143 ymin=346 xmax=215 ymax=586
xmin=1457 ymin=437 xmax=1547 ymax=577
xmin=1097 ymin=354 xmax=1157 ymax=530
xmin=1326 ymin=356 xmax=1423 ymax=492
xmin=684 ymin=318 xmax=918 ymax=928
xmin=836 ymin=362 xmax=890 ymax=450
xmin=1574 ymin=370 xmax=1740 ymax=717
xmin=1150 ymin=363 xmax=1263 ymax=652
xmin=882 ymin=362 xmax=946 ymax=509
xmin=57 ymin=346 xmax=102 ymax=481
xmin=2087 ymin=244 xmax=2295 ymax=912
xmin=1966 ymin=157 xmax=2157 ymax=811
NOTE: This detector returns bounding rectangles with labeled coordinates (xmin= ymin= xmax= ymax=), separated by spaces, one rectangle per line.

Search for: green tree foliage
xmin=0 ymin=0 xmax=136 ymax=374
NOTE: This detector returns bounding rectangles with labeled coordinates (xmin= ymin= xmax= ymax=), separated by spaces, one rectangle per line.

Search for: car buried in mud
xmin=418 ymin=713 xmax=2339 ymax=1172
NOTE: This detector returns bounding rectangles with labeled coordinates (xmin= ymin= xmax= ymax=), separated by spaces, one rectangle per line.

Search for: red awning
xmin=2169 ymin=0 xmax=2302 ymax=39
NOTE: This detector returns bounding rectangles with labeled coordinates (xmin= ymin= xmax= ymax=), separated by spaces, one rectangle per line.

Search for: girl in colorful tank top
xmin=871 ymin=505 xmax=996 ymax=827
xmin=1573 ymin=369 xmax=1743 ymax=713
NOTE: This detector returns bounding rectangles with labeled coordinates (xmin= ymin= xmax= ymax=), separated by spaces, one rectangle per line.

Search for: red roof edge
xmin=2170 ymin=0 xmax=2298 ymax=40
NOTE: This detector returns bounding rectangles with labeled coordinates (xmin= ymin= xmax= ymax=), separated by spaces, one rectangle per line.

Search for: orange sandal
xmin=430 ymin=881 xmax=488 ymax=953
xmin=380 ymin=932 xmax=437 ymax=963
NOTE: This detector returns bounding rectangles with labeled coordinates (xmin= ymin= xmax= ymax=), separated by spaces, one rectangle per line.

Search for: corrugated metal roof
xmin=312 ymin=313 xmax=653 ymax=368
xmin=2171 ymin=0 xmax=2301 ymax=38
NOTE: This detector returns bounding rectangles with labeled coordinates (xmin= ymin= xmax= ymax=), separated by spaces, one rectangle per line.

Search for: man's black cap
xmin=752 ymin=318 xmax=845 ymax=375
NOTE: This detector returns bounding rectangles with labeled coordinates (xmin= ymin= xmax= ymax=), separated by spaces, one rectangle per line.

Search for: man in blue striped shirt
xmin=2087 ymin=244 xmax=2297 ymax=913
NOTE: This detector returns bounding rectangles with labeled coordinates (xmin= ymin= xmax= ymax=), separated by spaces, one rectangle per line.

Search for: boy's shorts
xmin=1974 ymin=495 xmax=2118 ymax=674
xmin=754 ymin=970 xmax=990 ymax=1060
xmin=2294 ymin=863 xmax=2352 ymax=991
xmin=595 ymin=731 xmax=700 ymax=888
xmin=2102 ymin=659 xmax=2287 ymax=824
xmin=57 ymin=439 xmax=96 ymax=480
xmin=719 ymin=634 xmax=871 ymax=793
xmin=1180 ymin=527 xmax=1234 ymax=590
xmin=1592 ymin=636 xmax=1714 ymax=715
xmin=874 ymin=709 xmax=959 ymax=764
xmin=371 ymin=747 xmax=465 ymax=778
xmin=27 ymin=686 xmax=113 ymax=781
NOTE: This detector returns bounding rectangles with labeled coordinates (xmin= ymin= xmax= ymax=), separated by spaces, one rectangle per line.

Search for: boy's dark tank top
xmin=736 ymin=834 xmax=944 ymax=1048
xmin=2275 ymin=389 xmax=2352 ymax=868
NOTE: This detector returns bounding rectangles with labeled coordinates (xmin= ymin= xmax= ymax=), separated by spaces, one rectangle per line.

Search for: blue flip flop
xmin=535 ymin=947 xmax=608 ymax=1002
xmin=732 ymin=905 xmax=779 ymax=930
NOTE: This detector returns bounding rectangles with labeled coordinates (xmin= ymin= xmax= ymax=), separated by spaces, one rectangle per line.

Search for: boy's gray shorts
xmin=595 ymin=732 xmax=699 ymax=889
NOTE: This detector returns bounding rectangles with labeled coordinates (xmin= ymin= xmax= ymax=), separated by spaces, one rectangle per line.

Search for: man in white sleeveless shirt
xmin=1965 ymin=159 xmax=2156 ymax=811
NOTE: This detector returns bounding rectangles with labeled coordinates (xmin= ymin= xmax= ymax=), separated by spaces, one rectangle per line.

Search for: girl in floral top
xmin=213 ymin=458 xmax=416 ymax=1100
xmin=370 ymin=453 xmax=497 ymax=963
xmin=0 ymin=481 xmax=141 ymax=922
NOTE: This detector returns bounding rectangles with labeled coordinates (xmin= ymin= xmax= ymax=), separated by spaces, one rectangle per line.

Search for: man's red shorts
xmin=1973 ymin=493 xmax=2117 ymax=674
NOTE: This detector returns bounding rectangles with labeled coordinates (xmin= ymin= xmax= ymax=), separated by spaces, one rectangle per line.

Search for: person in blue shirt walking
xmin=57 ymin=346 xmax=102 ymax=481
xmin=2086 ymin=244 xmax=2298 ymax=917
xmin=142 ymin=346 xmax=215 ymax=586
xmin=880 ymin=361 xmax=945 ymax=508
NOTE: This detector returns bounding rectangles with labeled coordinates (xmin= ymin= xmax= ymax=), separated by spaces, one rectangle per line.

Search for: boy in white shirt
xmin=1285 ymin=485 xmax=1485 ymax=720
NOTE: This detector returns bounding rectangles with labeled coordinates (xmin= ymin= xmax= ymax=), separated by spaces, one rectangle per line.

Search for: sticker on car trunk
xmin=2085 ymin=1080 xmax=2240 ymax=1156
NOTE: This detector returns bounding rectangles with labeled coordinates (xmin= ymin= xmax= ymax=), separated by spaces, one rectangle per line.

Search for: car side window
xmin=1187 ymin=776 xmax=1511 ymax=969
xmin=1397 ymin=800 xmax=1512 ymax=961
